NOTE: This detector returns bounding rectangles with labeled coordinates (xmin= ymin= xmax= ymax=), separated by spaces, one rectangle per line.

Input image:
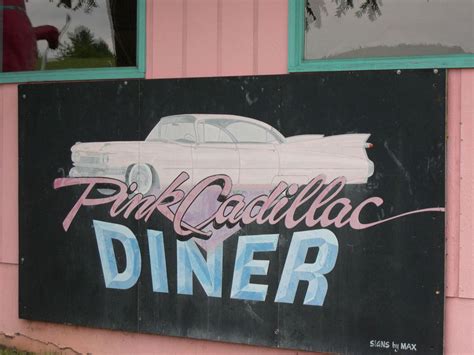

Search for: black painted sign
xmin=19 ymin=71 xmax=445 ymax=354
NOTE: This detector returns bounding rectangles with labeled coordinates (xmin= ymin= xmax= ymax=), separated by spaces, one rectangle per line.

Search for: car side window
xmin=160 ymin=122 xmax=196 ymax=143
xmin=198 ymin=122 xmax=233 ymax=143
xmin=225 ymin=121 xmax=278 ymax=144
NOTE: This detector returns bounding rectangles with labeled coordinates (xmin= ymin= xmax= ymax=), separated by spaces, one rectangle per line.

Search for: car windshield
xmin=146 ymin=116 xmax=196 ymax=143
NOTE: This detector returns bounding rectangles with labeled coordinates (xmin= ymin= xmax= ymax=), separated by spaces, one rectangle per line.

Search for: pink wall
xmin=147 ymin=0 xmax=287 ymax=78
xmin=1 ymin=0 xmax=473 ymax=353
xmin=444 ymin=69 xmax=474 ymax=355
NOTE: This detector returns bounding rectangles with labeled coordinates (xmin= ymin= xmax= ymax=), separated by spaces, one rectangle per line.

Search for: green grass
xmin=35 ymin=56 xmax=117 ymax=70
xmin=0 ymin=345 xmax=35 ymax=355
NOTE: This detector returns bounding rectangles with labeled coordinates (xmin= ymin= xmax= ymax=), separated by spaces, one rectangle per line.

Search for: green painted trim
xmin=0 ymin=67 xmax=144 ymax=84
xmin=288 ymin=0 xmax=474 ymax=72
xmin=136 ymin=0 xmax=147 ymax=73
xmin=0 ymin=0 xmax=146 ymax=83
xmin=288 ymin=0 xmax=304 ymax=71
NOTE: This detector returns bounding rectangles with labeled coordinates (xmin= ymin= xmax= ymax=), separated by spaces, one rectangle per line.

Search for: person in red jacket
xmin=2 ymin=0 xmax=59 ymax=72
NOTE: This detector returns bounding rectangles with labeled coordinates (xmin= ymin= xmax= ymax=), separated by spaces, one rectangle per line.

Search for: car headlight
xmin=72 ymin=151 xmax=81 ymax=162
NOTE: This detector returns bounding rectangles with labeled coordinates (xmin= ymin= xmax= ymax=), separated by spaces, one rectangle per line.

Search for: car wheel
xmin=127 ymin=164 xmax=155 ymax=194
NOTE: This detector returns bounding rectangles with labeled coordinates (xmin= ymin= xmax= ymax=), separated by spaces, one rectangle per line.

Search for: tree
xmin=49 ymin=0 xmax=136 ymax=66
xmin=59 ymin=26 xmax=113 ymax=59
xmin=54 ymin=0 xmax=98 ymax=13
xmin=306 ymin=0 xmax=383 ymax=30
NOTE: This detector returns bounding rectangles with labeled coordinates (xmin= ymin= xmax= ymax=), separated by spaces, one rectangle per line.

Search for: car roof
xmin=160 ymin=114 xmax=276 ymax=131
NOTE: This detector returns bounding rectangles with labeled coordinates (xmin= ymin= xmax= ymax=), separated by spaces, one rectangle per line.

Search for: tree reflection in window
xmin=304 ymin=0 xmax=474 ymax=60
xmin=1 ymin=0 xmax=137 ymax=72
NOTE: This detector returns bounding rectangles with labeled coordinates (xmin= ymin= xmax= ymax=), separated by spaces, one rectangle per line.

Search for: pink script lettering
xmin=53 ymin=173 xmax=444 ymax=239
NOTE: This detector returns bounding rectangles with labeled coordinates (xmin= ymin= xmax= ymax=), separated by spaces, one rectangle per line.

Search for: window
xmin=0 ymin=0 xmax=145 ymax=83
xmin=289 ymin=0 xmax=474 ymax=72
xmin=147 ymin=116 xmax=196 ymax=144
xmin=197 ymin=121 xmax=234 ymax=143
xmin=225 ymin=121 xmax=279 ymax=144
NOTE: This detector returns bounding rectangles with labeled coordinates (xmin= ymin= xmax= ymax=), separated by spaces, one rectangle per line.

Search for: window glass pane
xmin=1 ymin=0 xmax=137 ymax=72
xmin=162 ymin=123 xmax=196 ymax=143
xmin=304 ymin=0 xmax=474 ymax=60
xmin=199 ymin=122 xmax=233 ymax=143
xmin=147 ymin=118 xmax=196 ymax=143
xmin=226 ymin=121 xmax=277 ymax=143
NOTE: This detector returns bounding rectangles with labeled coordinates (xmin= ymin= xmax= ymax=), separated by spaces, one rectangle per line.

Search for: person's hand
xmin=34 ymin=25 xmax=60 ymax=49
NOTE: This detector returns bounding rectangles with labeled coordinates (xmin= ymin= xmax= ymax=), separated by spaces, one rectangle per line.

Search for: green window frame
xmin=289 ymin=0 xmax=474 ymax=72
xmin=0 ymin=0 xmax=146 ymax=83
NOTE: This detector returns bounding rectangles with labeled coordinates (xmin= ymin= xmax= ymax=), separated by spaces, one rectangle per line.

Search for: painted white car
xmin=69 ymin=114 xmax=374 ymax=193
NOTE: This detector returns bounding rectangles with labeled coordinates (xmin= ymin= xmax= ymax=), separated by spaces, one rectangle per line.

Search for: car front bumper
xmin=69 ymin=166 xmax=127 ymax=181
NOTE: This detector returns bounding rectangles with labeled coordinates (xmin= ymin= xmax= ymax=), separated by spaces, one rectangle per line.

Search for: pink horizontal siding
xmin=146 ymin=0 xmax=185 ymax=79
xmin=446 ymin=69 xmax=474 ymax=300
xmin=458 ymin=70 xmax=474 ymax=298
xmin=445 ymin=297 xmax=474 ymax=353
xmin=0 ymin=84 xmax=18 ymax=265
xmin=446 ymin=70 xmax=462 ymax=297
xmin=444 ymin=69 xmax=474 ymax=355
xmin=255 ymin=0 xmax=288 ymax=74
xmin=146 ymin=0 xmax=287 ymax=78
xmin=185 ymin=0 xmax=220 ymax=77
xmin=220 ymin=0 xmax=256 ymax=75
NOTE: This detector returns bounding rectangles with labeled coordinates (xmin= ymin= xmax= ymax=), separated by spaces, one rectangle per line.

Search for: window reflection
xmin=305 ymin=0 xmax=474 ymax=60
xmin=1 ymin=0 xmax=137 ymax=72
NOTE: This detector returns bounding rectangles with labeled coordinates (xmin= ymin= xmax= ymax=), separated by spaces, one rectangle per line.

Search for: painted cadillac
xmin=69 ymin=114 xmax=374 ymax=193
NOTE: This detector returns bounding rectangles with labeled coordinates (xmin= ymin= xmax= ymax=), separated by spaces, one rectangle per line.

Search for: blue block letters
xmin=177 ymin=239 xmax=223 ymax=297
xmin=93 ymin=220 xmax=142 ymax=289
xmin=275 ymin=229 xmax=339 ymax=306
xmin=92 ymin=220 xmax=339 ymax=306
xmin=230 ymin=234 xmax=278 ymax=301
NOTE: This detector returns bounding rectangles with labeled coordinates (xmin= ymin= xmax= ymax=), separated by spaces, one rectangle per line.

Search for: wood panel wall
xmin=147 ymin=0 xmax=288 ymax=78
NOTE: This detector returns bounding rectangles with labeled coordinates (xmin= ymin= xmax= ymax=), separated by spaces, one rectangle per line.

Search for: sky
xmin=25 ymin=0 xmax=114 ymax=59
xmin=306 ymin=0 xmax=474 ymax=59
